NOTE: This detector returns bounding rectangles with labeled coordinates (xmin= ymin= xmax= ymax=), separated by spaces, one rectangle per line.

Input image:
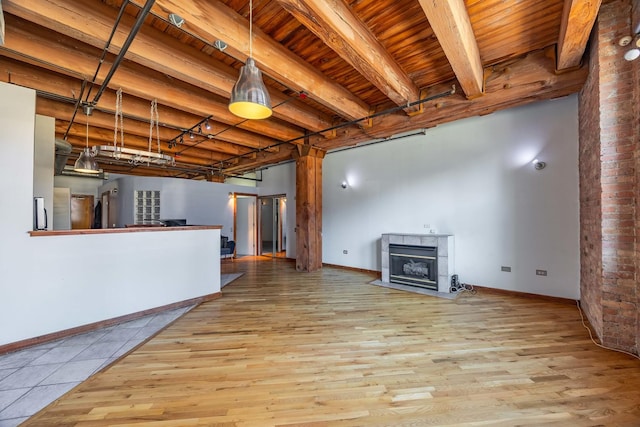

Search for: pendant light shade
xmin=229 ymin=59 xmax=272 ymax=120
xmin=74 ymin=112 xmax=100 ymax=174
xmin=74 ymin=147 xmax=100 ymax=174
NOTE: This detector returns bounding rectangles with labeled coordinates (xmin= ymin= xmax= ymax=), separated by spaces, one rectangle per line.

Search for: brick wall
xmin=635 ymin=3 xmax=640 ymax=356
xmin=579 ymin=11 xmax=603 ymax=336
xmin=579 ymin=0 xmax=639 ymax=355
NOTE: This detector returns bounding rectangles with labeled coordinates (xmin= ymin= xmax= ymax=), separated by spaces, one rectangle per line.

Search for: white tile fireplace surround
xmin=381 ymin=233 xmax=455 ymax=293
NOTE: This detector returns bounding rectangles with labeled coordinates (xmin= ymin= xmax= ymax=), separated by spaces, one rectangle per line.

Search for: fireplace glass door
xmin=389 ymin=244 xmax=438 ymax=290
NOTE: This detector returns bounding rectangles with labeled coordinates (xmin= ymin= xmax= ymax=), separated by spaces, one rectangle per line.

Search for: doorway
xmin=234 ymin=194 xmax=258 ymax=257
xmin=71 ymin=194 xmax=94 ymax=229
xmin=259 ymin=195 xmax=287 ymax=258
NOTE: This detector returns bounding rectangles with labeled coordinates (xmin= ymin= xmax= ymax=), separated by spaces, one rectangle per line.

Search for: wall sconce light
xmin=341 ymin=181 xmax=348 ymax=189
xmin=532 ymin=158 xmax=546 ymax=170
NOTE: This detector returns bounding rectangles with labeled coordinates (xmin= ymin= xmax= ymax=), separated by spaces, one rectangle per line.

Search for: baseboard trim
xmin=472 ymin=285 xmax=576 ymax=305
xmin=322 ymin=263 xmax=380 ymax=277
xmin=0 ymin=292 xmax=222 ymax=356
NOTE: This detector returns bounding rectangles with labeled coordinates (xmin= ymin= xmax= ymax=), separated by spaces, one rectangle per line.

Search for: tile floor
xmin=0 ymin=273 xmax=241 ymax=426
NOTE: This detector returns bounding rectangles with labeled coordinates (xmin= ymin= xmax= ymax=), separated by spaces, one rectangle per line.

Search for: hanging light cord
xmin=86 ymin=114 xmax=90 ymax=150
xmin=249 ymin=0 xmax=253 ymax=59
xmin=114 ymin=88 xmax=124 ymax=151
xmin=149 ymin=98 xmax=160 ymax=156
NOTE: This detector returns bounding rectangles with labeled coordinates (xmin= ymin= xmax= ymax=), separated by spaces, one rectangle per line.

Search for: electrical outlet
xmin=343 ymin=250 xmax=348 ymax=254
xmin=536 ymin=269 xmax=547 ymax=276
xmin=501 ymin=266 xmax=511 ymax=272
xmin=423 ymin=224 xmax=430 ymax=229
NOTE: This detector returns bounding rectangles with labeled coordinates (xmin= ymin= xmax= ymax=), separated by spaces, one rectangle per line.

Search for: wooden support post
xmin=295 ymin=146 xmax=325 ymax=272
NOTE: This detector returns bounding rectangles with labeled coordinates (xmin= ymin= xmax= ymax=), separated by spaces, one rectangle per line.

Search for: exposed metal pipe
xmin=90 ymin=0 xmax=156 ymax=106
xmin=63 ymin=79 xmax=87 ymax=140
xmin=63 ymin=1 xmax=153 ymax=142
xmin=216 ymin=85 xmax=457 ymax=169
xmin=84 ymin=0 xmax=132 ymax=103
xmin=326 ymin=129 xmax=429 ymax=155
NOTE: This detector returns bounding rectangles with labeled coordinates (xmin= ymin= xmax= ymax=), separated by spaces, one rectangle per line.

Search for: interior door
xmin=259 ymin=195 xmax=286 ymax=257
xmin=71 ymin=194 xmax=94 ymax=229
xmin=235 ymin=195 xmax=257 ymax=256
xmin=101 ymin=191 xmax=109 ymax=229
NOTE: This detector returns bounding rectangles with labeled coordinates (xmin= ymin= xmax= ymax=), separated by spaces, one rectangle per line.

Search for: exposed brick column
xmin=578 ymin=15 xmax=603 ymax=336
xmin=635 ymin=2 xmax=640 ymax=356
xmin=579 ymin=0 xmax=639 ymax=355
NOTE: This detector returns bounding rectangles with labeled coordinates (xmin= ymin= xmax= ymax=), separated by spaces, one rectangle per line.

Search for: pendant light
xmin=228 ymin=0 xmax=272 ymax=120
xmin=73 ymin=109 xmax=100 ymax=174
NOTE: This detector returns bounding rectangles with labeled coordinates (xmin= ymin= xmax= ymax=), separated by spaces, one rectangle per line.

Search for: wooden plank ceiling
xmin=0 ymin=0 xmax=597 ymax=181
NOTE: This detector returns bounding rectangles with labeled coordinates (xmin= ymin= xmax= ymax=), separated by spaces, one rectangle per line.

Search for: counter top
xmin=29 ymin=225 xmax=221 ymax=237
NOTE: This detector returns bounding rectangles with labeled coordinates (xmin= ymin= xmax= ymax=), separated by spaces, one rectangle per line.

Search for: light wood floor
xmin=26 ymin=257 xmax=640 ymax=426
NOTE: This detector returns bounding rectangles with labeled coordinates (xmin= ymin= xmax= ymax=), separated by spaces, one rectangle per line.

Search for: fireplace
xmin=381 ymin=233 xmax=454 ymax=293
xmin=389 ymin=244 xmax=438 ymax=290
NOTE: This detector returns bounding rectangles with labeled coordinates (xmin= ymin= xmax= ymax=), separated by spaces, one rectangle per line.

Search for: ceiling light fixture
xmin=74 ymin=108 xmax=100 ymax=174
xmin=228 ymin=0 xmax=272 ymax=120
xmin=168 ymin=115 xmax=213 ymax=148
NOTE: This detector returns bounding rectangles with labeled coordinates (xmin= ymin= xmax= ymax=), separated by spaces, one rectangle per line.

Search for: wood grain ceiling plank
xmin=314 ymin=50 xmax=587 ymax=151
xmin=35 ymin=84 xmax=280 ymax=156
xmin=275 ymin=0 xmax=421 ymax=112
xmin=557 ymin=0 xmax=601 ymax=70
xmin=1 ymin=57 xmax=278 ymax=174
xmin=127 ymin=0 xmax=371 ymax=121
xmin=58 ymin=119 xmax=254 ymax=159
xmin=0 ymin=24 xmax=296 ymax=145
xmin=418 ymin=0 xmax=484 ymax=99
xmin=62 ymin=133 xmax=223 ymax=167
xmin=2 ymin=0 xmax=333 ymax=134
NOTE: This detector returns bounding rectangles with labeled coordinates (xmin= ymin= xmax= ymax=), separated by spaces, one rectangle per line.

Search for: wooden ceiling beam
xmin=58 ymin=122 xmax=234 ymax=165
xmin=315 ymin=49 xmax=587 ymax=151
xmin=222 ymin=146 xmax=297 ymax=175
xmin=127 ymin=0 xmax=371 ymax=121
xmin=275 ymin=0 xmax=421 ymax=113
xmin=63 ymin=137 xmax=221 ymax=170
xmin=0 ymin=54 xmax=282 ymax=152
xmin=41 ymin=98 xmax=264 ymax=157
xmin=1 ymin=0 xmax=334 ymax=133
xmin=0 ymin=13 xmax=302 ymax=144
xmin=556 ymin=0 xmax=601 ymax=70
xmin=417 ymin=0 xmax=484 ymax=99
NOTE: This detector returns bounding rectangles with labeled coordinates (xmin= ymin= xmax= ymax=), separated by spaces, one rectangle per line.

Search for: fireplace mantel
xmin=381 ymin=233 xmax=455 ymax=293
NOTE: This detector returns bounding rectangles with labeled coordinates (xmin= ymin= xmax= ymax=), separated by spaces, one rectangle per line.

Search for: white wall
xmin=54 ymin=175 xmax=104 ymax=202
xmin=103 ymin=175 xmax=258 ymax=236
xmin=260 ymin=96 xmax=580 ymax=299
xmin=0 ymin=82 xmax=221 ymax=346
